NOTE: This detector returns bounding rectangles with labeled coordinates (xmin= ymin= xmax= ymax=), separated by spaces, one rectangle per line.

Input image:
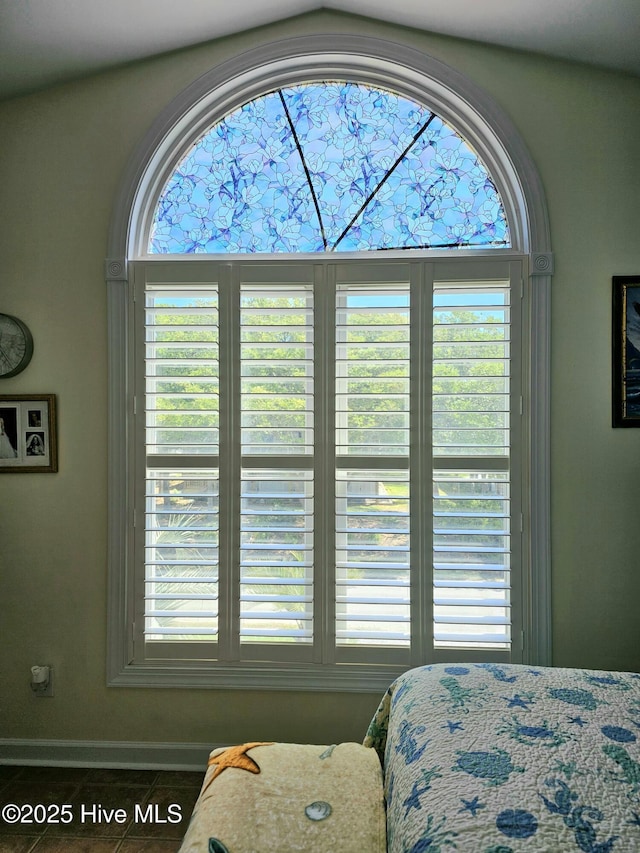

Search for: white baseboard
xmin=0 ymin=739 xmax=222 ymax=771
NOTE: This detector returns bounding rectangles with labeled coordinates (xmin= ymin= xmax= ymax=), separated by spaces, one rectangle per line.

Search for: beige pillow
xmin=179 ymin=742 xmax=386 ymax=853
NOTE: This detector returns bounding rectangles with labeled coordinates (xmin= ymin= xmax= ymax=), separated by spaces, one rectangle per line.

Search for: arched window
xmin=107 ymin=37 xmax=551 ymax=691
xmin=149 ymin=82 xmax=509 ymax=254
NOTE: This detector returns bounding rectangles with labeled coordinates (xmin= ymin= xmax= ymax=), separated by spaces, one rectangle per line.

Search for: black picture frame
xmin=613 ymin=276 xmax=640 ymax=427
xmin=0 ymin=394 xmax=58 ymax=472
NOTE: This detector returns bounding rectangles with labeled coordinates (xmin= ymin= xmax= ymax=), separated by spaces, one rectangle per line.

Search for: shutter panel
xmin=240 ymin=286 xmax=314 ymax=455
xmin=144 ymin=286 xmax=220 ymax=643
xmin=335 ymin=279 xmax=411 ymax=648
xmin=432 ymin=282 xmax=511 ymax=649
xmin=335 ymin=284 xmax=411 ymax=456
xmin=145 ymin=289 xmax=219 ymax=455
xmin=336 ymin=470 xmax=410 ymax=647
xmin=239 ymin=283 xmax=314 ymax=644
xmin=240 ymin=470 xmax=314 ymax=643
xmin=138 ymin=261 xmax=517 ymax=670
xmin=145 ymin=472 xmax=219 ymax=641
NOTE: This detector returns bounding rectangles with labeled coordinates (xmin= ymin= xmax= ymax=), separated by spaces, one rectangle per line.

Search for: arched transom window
xmin=149 ymin=81 xmax=510 ymax=254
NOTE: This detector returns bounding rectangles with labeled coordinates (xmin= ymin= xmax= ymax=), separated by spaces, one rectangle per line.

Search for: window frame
xmin=106 ymin=35 xmax=552 ymax=691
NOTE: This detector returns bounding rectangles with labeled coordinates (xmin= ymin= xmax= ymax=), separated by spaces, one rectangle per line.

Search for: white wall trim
xmin=0 ymin=739 xmax=216 ymax=771
xmin=105 ymin=258 xmax=128 ymax=281
xmin=531 ymin=252 xmax=555 ymax=275
xmin=528 ymin=271 xmax=552 ymax=665
xmin=106 ymin=276 xmax=135 ymax=683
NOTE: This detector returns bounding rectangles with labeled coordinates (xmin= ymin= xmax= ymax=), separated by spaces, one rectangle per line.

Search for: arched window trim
xmin=106 ymin=35 xmax=552 ymax=688
xmin=109 ymin=36 xmax=551 ymax=261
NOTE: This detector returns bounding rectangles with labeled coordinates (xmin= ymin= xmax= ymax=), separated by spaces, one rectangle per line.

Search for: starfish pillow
xmin=178 ymin=742 xmax=386 ymax=853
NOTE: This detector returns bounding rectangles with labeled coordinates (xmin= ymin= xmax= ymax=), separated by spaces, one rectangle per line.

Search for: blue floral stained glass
xmin=149 ymin=82 xmax=510 ymax=253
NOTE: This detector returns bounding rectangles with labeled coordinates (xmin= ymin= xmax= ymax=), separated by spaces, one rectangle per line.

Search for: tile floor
xmin=0 ymin=764 xmax=205 ymax=852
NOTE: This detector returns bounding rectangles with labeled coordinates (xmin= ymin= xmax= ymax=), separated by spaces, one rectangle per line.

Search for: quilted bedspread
xmin=364 ymin=663 xmax=640 ymax=853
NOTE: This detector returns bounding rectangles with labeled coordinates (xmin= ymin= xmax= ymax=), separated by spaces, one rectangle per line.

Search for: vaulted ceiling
xmin=1 ymin=0 xmax=638 ymax=101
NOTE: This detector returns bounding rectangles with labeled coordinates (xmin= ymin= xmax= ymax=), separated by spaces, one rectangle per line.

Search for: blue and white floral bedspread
xmin=364 ymin=663 xmax=640 ymax=852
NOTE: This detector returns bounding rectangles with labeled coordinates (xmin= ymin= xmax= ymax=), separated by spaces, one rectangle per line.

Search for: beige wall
xmin=1 ymin=10 xmax=639 ymax=747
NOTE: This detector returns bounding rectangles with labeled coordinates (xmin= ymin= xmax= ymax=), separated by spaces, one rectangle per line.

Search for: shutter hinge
xmin=519 ymin=513 xmax=524 ymax=533
xmin=520 ymin=278 xmax=524 ymax=299
xmin=133 ymin=396 xmax=137 ymax=415
xmin=519 ymin=396 xmax=524 ymax=416
xmin=132 ymin=508 xmax=137 ymax=528
xmin=521 ymin=630 xmax=525 ymax=652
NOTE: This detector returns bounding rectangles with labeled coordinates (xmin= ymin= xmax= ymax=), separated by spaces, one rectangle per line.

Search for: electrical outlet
xmin=31 ymin=665 xmax=54 ymax=698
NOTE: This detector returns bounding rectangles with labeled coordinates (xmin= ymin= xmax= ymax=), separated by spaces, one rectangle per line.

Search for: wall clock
xmin=0 ymin=313 xmax=34 ymax=378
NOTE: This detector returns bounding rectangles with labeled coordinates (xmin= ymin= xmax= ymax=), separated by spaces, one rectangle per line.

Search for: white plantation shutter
xmin=240 ymin=281 xmax=315 ymax=649
xmin=240 ymin=470 xmax=314 ymax=645
xmin=432 ymin=281 xmax=512 ymax=649
xmin=433 ymin=471 xmax=510 ymax=648
xmin=133 ymin=258 xmax=521 ymax=676
xmin=334 ymin=274 xmax=411 ymax=651
xmin=144 ymin=289 xmax=220 ymax=455
xmin=335 ymin=470 xmax=410 ymax=648
xmin=240 ymin=286 xmax=314 ymax=455
xmin=143 ymin=281 xmax=220 ymax=651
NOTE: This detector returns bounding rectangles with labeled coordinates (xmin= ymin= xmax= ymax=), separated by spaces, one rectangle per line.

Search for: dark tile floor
xmin=0 ymin=765 xmax=205 ymax=852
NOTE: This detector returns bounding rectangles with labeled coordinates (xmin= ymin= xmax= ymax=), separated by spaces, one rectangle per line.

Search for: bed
xmin=364 ymin=662 xmax=640 ymax=852
xmin=179 ymin=662 xmax=640 ymax=852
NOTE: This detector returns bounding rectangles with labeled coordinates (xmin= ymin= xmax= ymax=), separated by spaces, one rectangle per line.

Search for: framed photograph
xmin=613 ymin=276 xmax=640 ymax=427
xmin=0 ymin=394 xmax=58 ymax=472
